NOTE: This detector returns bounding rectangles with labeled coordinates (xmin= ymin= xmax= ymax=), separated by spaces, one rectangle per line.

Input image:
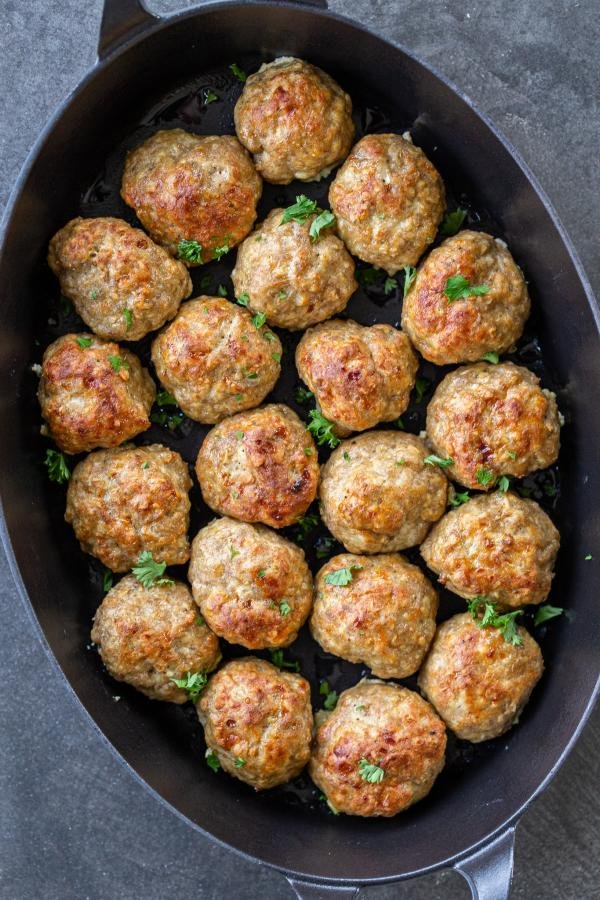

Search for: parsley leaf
xmin=295 ymin=386 xmax=314 ymax=405
xmin=205 ymin=748 xmax=221 ymax=772
xmin=236 ymin=292 xmax=250 ymax=307
xmin=76 ymin=336 xmax=92 ymax=349
xmin=309 ymin=210 xmax=336 ymax=242
xmin=424 ymin=454 xmax=453 ymax=468
xmin=476 ymin=467 xmax=495 ymax=486
xmin=123 ymin=308 xmax=133 ymax=330
xmin=203 ymin=88 xmax=218 ymax=105
xmin=281 ymin=195 xmax=319 ymax=224
xmin=217 ymin=283 xmax=228 ymax=297
xmin=324 ymin=564 xmax=362 ymax=587
xmin=467 ymin=597 xmax=523 ymax=645
xmin=440 ymin=207 xmax=467 ymax=237
xmin=444 ymin=274 xmax=490 ymax=302
xmin=155 ymin=390 xmax=177 ymax=407
xmin=102 ymin=568 xmax=113 ymax=593
xmin=449 ymin=490 xmax=470 ymax=507
xmin=171 ymin=671 xmax=208 ymax=701
xmin=44 ymin=449 xmax=70 ymax=484
xmin=319 ymin=680 xmax=338 ymax=711
xmin=384 ymin=277 xmax=397 ymax=295
xmin=307 ymin=409 xmax=339 ymax=448
xmin=279 ymin=600 xmax=292 ymax=617
xmin=497 ymin=475 xmax=511 ymax=492
xmin=234 ymin=757 xmax=246 ymax=768
xmin=269 ymin=649 xmax=300 ymax=672
xmin=229 ymin=545 xmax=240 ymax=559
xmin=534 ymin=604 xmax=564 ymax=627
xmin=481 ymin=351 xmax=499 ymax=364
xmin=229 ymin=62 xmax=247 ymax=82
xmin=177 ymin=240 xmax=203 ymax=263
xmin=252 ymin=311 xmax=267 ymax=329
xmin=295 ymin=512 xmax=320 ymax=542
xmin=315 ymin=535 xmax=336 ymax=559
xmin=356 ymin=266 xmax=380 ymax=287
xmin=213 ymin=241 xmax=230 ymax=261
xmin=358 ymin=758 xmax=385 ymax=784
xmin=413 ymin=377 xmax=429 ymax=403
xmin=132 ymin=550 xmax=174 ymax=589
xmin=402 ymin=265 xmax=417 ymax=299
xmin=108 ymin=354 xmax=129 ymax=373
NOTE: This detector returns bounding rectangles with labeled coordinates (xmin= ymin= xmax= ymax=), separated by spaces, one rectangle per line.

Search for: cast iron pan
xmin=1 ymin=2 xmax=599 ymax=897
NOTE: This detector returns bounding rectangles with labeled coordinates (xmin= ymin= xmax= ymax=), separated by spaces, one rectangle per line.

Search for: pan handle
xmin=453 ymin=827 xmax=516 ymax=900
xmin=98 ymin=0 xmax=159 ymax=59
xmin=286 ymin=878 xmax=359 ymax=899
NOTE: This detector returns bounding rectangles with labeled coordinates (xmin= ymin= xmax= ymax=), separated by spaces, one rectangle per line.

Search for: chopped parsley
xmin=177 ymin=239 xmax=203 ymax=263
xmin=245 ymin=371 xmax=259 ymax=380
xmin=44 ymin=449 xmax=70 ymax=484
xmin=141 ymin=461 xmax=150 ymax=469
xmin=279 ymin=600 xmax=292 ymax=617
xmin=395 ymin=417 xmax=405 ymax=430
xmin=309 ymin=210 xmax=336 ymax=242
xmin=271 ymin=351 xmax=282 ymax=363
xmin=234 ymin=757 xmax=246 ymax=768
xmin=257 ymin=569 xmax=266 ymax=578
xmin=277 ymin=289 xmax=288 ymax=300
xmin=102 ymin=568 xmax=113 ymax=593
xmin=324 ymin=564 xmax=362 ymax=587
xmin=76 ymin=336 xmax=92 ymax=349
xmin=252 ymin=311 xmax=267 ymax=329
xmin=444 ymin=274 xmax=490 ymax=302
xmin=195 ymin=614 xmax=205 ymax=626
xmin=440 ymin=207 xmax=467 ymax=237
xmin=449 ymin=490 xmax=470 ymax=507
xmin=295 ymin=512 xmax=320 ymax=540
xmin=132 ymin=550 xmax=173 ymax=589
xmin=356 ymin=266 xmax=380 ymax=287
xmin=122 ymin=308 xmax=133 ymax=330
xmin=203 ymin=88 xmax=218 ymax=105
xmin=358 ymin=758 xmax=385 ymax=784
xmin=236 ymin=292 xmax=250 ymax=307
xmin=424 ymin=454 xmax=453 ymax=468
xmin=402 ymin=265 xmax=417 ymax=298
xmin=319 ymin=680 xmax=338 ymax=710
xmin=155 ymin=390 xmax=177 ymax=406
xmin=229 ymin=62 xmax=247 ymax=82
xmin=269 ymin=649 xmax=300 ymax=672
xmin=315 ymin=535 xmax=336 ymax=559
xmin=497 ymin=475 xmax=511 ymax=492
xmin=585 ymin=554 xmax=593 ymax=561
xmin=205 ymin=748 xmax=221 ymax=772
xmin=343 ymin=451 xmax=351 ymax=462
xmin=413 ymin=377 xmax=429 ymax=403
xmin=108 ymin=354 xmax=129 ymax=373
xmin=467 ymin=597 xmax=523 ymax=645
xmin=229 ymin=545 xmax=240 ymax=559
xmin=506 ymin=450 xmax=517 ymax=460
xmin=476 ymin=467 xmax=495 ymax=486
xmin=384 ymin=277 xmax=398 ymax=295
xmin=307 ymin=409 xmax=339 ymax=448
xmin=150 ymin=408 xmax=184 ymax=430
xmin=481 ymin=351 xmax=499 ymax=364
xmin=235 ymin=431 xmax=244 ymax=440
xmin=213 ymin=241 xmax=231 ymax=261
xmin=171 ymin=671 xmax=208 ymax=701
xmin=217 ymin=284 xmax=228 ymax=297
xmin=304 ymin=447 xmax=314 ymax=456
xmin=200 ymin=275 xmax=213 ymax=291
xmin=534 ymin=604 xmax=564 ymax=627
xmin=89 ymin=288 xmax=99 ymax=301
xmin=295 ymin=386 xmax=314 ymax=405
xmin=280 ymin=195 xmax=319 ymax=224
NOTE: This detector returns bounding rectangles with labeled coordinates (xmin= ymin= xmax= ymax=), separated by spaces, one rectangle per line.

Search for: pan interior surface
xmin=0 ymin=3 xmax=598 ymax=884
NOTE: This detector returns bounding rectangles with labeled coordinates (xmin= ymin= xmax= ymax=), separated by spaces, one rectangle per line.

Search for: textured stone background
xmin=1 ymin=1 xmax=598 ymax=898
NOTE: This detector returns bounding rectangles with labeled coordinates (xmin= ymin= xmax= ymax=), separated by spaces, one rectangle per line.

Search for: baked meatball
xmin=426 ymin=362 xmax=561 ymax=490
xmin=38 ymin=334 xmax=155 ymax=454
xmin=319 ymin=431 xmax=448 ymax=554
xmin=234 ymin=57 xmax=354 ymax=184
xmin=231 ymin=207 xmax=356 ymax=330
xmin=47 ymin=217 xmax=192 ymax=341
xmin=189 ymin=517 xmax=313 ymax=649
xmin=65 ymin=444 xmax=191 ymax=572
xmin=401 ymin=231 xmax=530 ymax=365
xmin=418 ymin=612 xmax=544 ymax=742
xmin=151 ymin=296 xmax=282 ymax=423
xmin=311 ymin=553 xmax=437 ymax=679
xmin=295 ymin=319 xmax=418 ymax=434
xmin=196 ymin=404 xmax=319 ymax=528
xmin=309 ymin=681 xmax=446 ymax=817
xmin=91 ymin=576 xmax=221 ymax=703
xmin=420 ymin=490 xmax=559 ymax=608
xmin=121 ymin=130 xmax=262 ymax=264
xmin=197 ymin=657 xmax=313 ymax=789
xmin=329 ymin=134 xmax=445 ymax=275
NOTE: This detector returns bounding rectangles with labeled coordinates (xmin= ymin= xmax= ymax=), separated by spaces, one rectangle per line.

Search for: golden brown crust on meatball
xmin=47 ymin=217 xmax=192 ymax=341
xmin=401 ymin=231 xmax=530 ymax=365
xmin=196 ymin=403 xmax=319 ymax=528
xmin=309 ymin=681 xmax=446 ymax=817
xmin=425 ymin=362 xmax=561 ymax=490
xmin=38 ymin=334 xmax=155 ymax=454
xmin=65 ymin=444 xmax=192 ymax=572
xmin=234 ymin=57 xmax=354 ymax=184
xmin=91 ymin=576 xmax=221 ymax=703
xmin=329 ymin=134 xmax=445 ymax=275
xmin=121 ymin=130 xmax=262 ymax=263
xmin=231 ymin=207 xmax=357 ymax=330
xmin=420 ymin=490 xmax=559 ymax=608
xmin=418 ymin=612 xmax=544 ymax=742
xmin=189 ymin=517 xmax=313 ymax=649
xmin=295 ymin=320 xmax=418 ymax=433
xmin=197 ymin=657 xmax=313 ymax=789
xmin=151 ymin=296 xmax=282 ymax=423
xmin=319 ymin=431 xmax=448 ymax=554
xmin=311 ymin=553 xmax=438 ymax=678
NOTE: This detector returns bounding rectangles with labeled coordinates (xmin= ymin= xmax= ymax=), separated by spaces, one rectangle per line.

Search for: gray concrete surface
xmin=1 ymin=1 xmax=598 ymax=898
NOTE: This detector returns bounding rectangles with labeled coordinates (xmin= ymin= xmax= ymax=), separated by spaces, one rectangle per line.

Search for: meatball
xmin=319 ymin=431 xmax=448 ymax=554
xmin=234 ymin=57 xmax=354 ymax=184
xmin=231 ymin=207 xmax=356 ymax=330
xmin=420 ymin=490 xmax=559 ymax=608
xmin=309 ymin=681 xmax=446 ymax=817
xmin=197 ymin=657 xmax=313 ymax=789
xmin=151 ymin=296 xmax=282 ymax=423
xmin=426 ymin=362 xmax=561 ymax=490
xmin=38 ymin=334 xmax=155 ymax=454
xmin=295 ymin=319 xmax=418 ymax=433
xmin=66 ymin=444 xmax=192 ymax=572
xmin=189 ymin=517 xmax=313 ymax=649
xmin=310 ymin=553 xmax=437 ymax=679
xmin=418 ymin=612 xmax=544 ymax=742
xmin=196 ymin=404 xmax=319 ymax=528
xmin=91 ymin=575 xmax=221 ymax=703
xmin=121 ymin=130 xmax=262 ymax=264
xmin=401 ymin=230 xmax=530 ymax=365
xmin=329 ymin=134 xmax=445 ymax=275
xmin=47 ymin=217 xmax=192 ymax=341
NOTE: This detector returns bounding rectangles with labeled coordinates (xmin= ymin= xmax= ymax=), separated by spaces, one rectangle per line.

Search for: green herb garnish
xmin=236 ymin=292 xmax=250 ymax=307
xmin=177 ymin=240 xmax=203 ymax=263
xmin=205 ymin=748 xmax=221 ymax=772
xmin=402 ymin=265 xmax=417 ymax=298
xmin=132 ymin=551 xmax=173 ymax=589
xmin=279 ymin=601 xmax=292 ymax=617
xmin=324 ymin=564 xmax=362 ymax=587
xmin=358 ymin=758 xmax=385 ymax=784
xmin=384 ymin=277 xmax=398 ymax=295
xmin=203 ymin=89 xmax=218 ymax=105
xmin=449 ymin=490 xmax=470 ymax=507
xmin=424 ymin=454 xmax=453 ymax=468
xmin=467 ymin=597 xmax=523 ymax=645
xmin=229 ymin=62 xmax=247 ymax=82
xmin=481 ymin=351 xmax=499 ymax=364
xmin=252 ymin=311 xmax=267 ymax=329
xmin=307 ymin=409 xmax=339 ymax=448
xmin=281 ymin=195 xmax=319 ymax=224
xmin=309 ymin=210 xmax=336 ymax=241
xmin=440 ymin=207 xmax=467 ymax=237
xmin=534 ymin=604 xmax=564 ymax=627
xmin=476 ymin=467 xmax=495 ymax=486
xmin=171 ymin=671 xmax=208 ymax=701
xmin=319 ymin=680 xmax=338 ymax=711
xmin=122 ymin=308 xmax=133 ymax=330
xmin=76 ymin=336 xmax=92 ymax=349
xmin=444 ymin=274 xmax=490 ymax=302
xmin=44 ymin=449 xmax=70 ymax=484
xmin=269 ymin=649 xmax=300 ymax=672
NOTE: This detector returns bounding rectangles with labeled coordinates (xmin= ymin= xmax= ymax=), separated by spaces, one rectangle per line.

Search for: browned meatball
xmin=151 ymin=297 xmax=282 ymax=423
xmin=38 ymin=334 xmax=155 ymax=454
xmin=234 ymin=57 xmax=354 ymax=184
xmin=309 ymin=681 xmax=446 ymax=817
xmin=319 ymin=432 xmax=448 ymax=554
xmin=420 ymin=490 xmax=559 ymax=608
xmin=91 ymin=575 xmax=221 ymax=703
xmin=329 ymin=134 xmax=445 ymax=275
xmin=426 ymin=362 xmax=561 ymax=490
xmin=231 ymin=207 xmax=356 ymax=330
xmin=295 ymin=320 xmax=418 ymax=433
xmin=121 ymin=130 xmax=262 ymax=264
xmin=47 ymin=217 xmax=192 ymax=341
xmin=310 ymin=553 xmax=437 ymax=678
xmin=65 ymin=444 xmax=191 ymax=573
xmin=189 ymin=517 xmax=313 ymax=649
xmin=197 ymin=657 xmax=313 ymax=789
xmin=196 ymin=404 xmax=319 ymax=528
xmin=418 ymin=612 xmax=544 ymax=742
xmin=401 ymin=231 xmax=530 ymax=365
